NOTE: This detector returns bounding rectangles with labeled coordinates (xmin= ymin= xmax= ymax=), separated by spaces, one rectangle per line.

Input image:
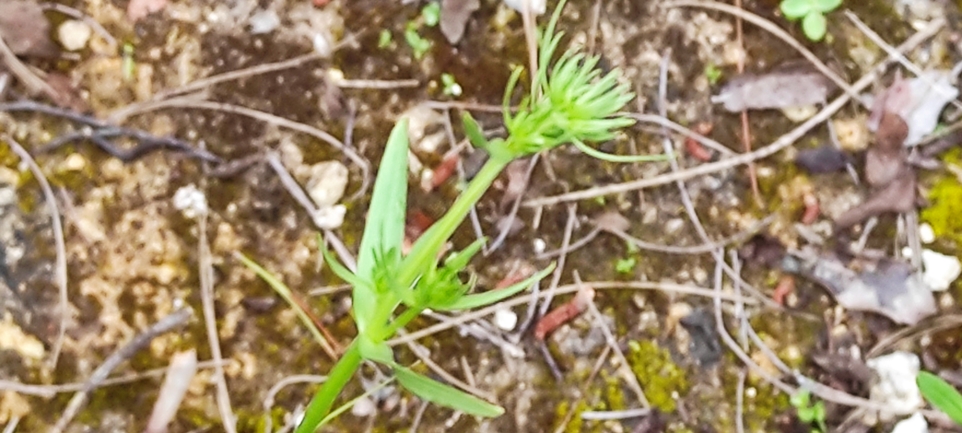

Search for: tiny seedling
xmin=242 ymin=1 xmax=665 ymax=431
xmin=441 ymin=73 xmax=462 ymax=97
xmin=704 ymin=63 xmax=722 ymax=85
xmin=377 ymin=29 xmax=392 ymax=49
xmin=917 ymin=371 xmax=962 ymax=425
xmin=780 ymin=0 xmax=842 ymax=42
xmin=791 ymin=389 xmax=827 ymax=433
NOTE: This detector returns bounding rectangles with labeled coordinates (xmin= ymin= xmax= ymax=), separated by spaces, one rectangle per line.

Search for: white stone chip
xmin=890 ymin=412 xmax=928 ymax=433
xmin=867 ymin=351 xmax=923 ymax=423
xmin=902 ymin=247 xmax=961 ymax=291
xmin=494 ymin=308 xmax=518 ymax=331
xmin=311 ymin=205 xmax=346 ymax=230
xmin=58 ymin=20 xmax=92 ymax=51
xmin=918 ymin=223 xmax=935 ymax=244
xmin=172 ymin=184 xmax=208 ymax=219
xmin=305 ymin=161 xmax=349 ymax=208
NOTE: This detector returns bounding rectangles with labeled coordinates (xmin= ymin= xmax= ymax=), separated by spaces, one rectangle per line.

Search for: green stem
xmin=382 ymin=306 xmax=424 ymax=339
xmin=397 ymin=156 xmax=511 ymax=288
xmin=295 ymin=340 xmax=363 ymax=433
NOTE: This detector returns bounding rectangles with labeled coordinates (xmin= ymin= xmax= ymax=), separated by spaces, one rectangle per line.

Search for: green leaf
xmin=780 ymin=0 xmax=813 ymax=20
xmin=442 ymin=263 xmax=556 ymax=311
xmin=404 ymin=25 xmax=432 ymax=59
xmin=812 ymin=0 xmax=842 ymax=13
xmin=918 ymin=371 xmax=962 ymax=425
xmin=802 ymin=12 xmax=827 ymax=41
xmin=354 ymin=119 xmax=410 ymax=334
xmin=320 ymin=245 xmax=371 ymax=291
xmin=394 ymin=365 xmax=504 ymax=417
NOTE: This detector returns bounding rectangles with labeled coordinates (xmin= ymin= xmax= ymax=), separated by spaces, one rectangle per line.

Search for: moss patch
xmin=627 ymin=340 xmax=689 ymax=413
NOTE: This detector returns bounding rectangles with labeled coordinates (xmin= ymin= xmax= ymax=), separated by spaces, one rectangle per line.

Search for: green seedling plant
xmin=240 ymin=1 xmax=665 ymax=431
xmin=791 ymin=389 xmax=827 ymax=433
xmin=780 ymin=0 xmax=842 ymax=42
xmin=917 ymin=371 xmax=962 ymax=425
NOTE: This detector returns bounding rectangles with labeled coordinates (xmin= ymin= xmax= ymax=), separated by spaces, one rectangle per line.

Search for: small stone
xmin=58 ymin=20 xmax=91 ymax=51
xmin=918 ymin=223 xmax=935 ymax=244
xmin=61 ymin=153 xmax=87 ymax=171
xmin=248 ymin=9 xmax=280 ymax=34
xmin=172 ymin=184 xmax=208 ymax=219
xmin=866 ymin=351 xmax=923 ymax=423
xmin=890 ymin=412 xmax=927 ymax=433
xmin=532 ymin=238 xmax=546 ymax=254
xmin=493 ymin=308 xmax=518 ymax=331
xmin=902 ymin=247 xmax=961 ymax=291
xmin=311 ymin=204 xmax=346 ymax=230
xmin=306 ymin=161 xmax=348 ymax=208
xmin=351 ymin=396 xmax=375 ymax=417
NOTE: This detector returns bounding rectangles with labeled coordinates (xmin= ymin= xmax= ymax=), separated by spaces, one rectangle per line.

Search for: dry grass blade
xmin=4 ymin=136 xmax=69 ymax=369
xmin=198 ymin=210 xmax=237 ymax=433
xmin=0 ymin=35 xmax=57 ymax=100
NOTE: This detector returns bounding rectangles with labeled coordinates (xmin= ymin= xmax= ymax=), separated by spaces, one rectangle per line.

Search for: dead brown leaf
xmin=0 ymin=0 xmax=58 ymax=58
xmin=441 ymin=0 xmax=480 ymax=44
xmin=127 ymin=0 xmax=168 ymax=23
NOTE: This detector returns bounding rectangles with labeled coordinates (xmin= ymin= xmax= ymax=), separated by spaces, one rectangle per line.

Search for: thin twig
xmin=403 ymin=339 xmax=496 ymax=401
xmin=485 ymin=156 xmax=539 ymax=255
xmin=332 ymin=78 xmax=420 ymax=89
xmin=51 ymin=308 xmax=193 ymax=432
xmin=523 ymin=17 xmax=945 ymax=208
xmin=388 ymin=280 xmax=757 ymax=346
xmin=263 ymin=374 xmax=328 ymax=433
xmin=539 ymin=204 xmax=577 ymax=316
xmin=198 ymin=204 xmax=237 ymax=432
xmin=4 ymin=136 xmax=68 ymax=369
xmin=0 ymin=35 xmax=57 ymax=99
xmin=0 ymin=360 xmax=227 ymax=398
xmin=119 ymin=99 xmax=372 ymax=200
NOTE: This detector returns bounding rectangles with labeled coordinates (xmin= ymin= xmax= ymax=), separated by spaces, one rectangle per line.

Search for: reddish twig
xmin=534 ymin=285 xmax=596 ymax=340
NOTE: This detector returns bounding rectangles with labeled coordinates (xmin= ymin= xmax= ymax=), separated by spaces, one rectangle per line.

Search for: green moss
xmin=603 ymin=372 xmax=627 ymax=411
xmin=626 ymin=340 xmax=688 ymax=413
xmin=921 ymin=173 xmax=962 ymax=246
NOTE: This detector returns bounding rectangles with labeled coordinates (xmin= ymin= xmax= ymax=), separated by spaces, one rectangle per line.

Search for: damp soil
xmin=1 ymin=0 xmax=961 ymax=432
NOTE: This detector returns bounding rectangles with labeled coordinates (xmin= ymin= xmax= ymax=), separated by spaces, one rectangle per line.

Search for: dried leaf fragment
xmin=0 ymin=0 xmax=58 ymax=57
xmin=441 ymin=0 xmax=480 ymax=44
xmin=712 ymin=64 xmax=833 ymax=112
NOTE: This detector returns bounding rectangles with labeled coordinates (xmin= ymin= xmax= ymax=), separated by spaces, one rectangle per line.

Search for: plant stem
xmin=397 ymin=155 xmax=511 ymax=288
xmin=295 ymin=340 xmax=363 ymax=433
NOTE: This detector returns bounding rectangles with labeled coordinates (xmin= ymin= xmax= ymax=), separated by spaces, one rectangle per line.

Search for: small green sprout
xmin=441 ymin=73 xmax=462 ymax=97
xmin=704 ymin=63 xmax=723 ymax=85
xmin=404 ymin=22 xmax=432 ymax=59
xmin=615 ymin=257 xmax=636 ymax=274
xmin=421 ymin=2 xmax=441 ymax=27
xmin=780 ymin=0 xmax=842 ymax=42
xmin=917 ymin=371 xmax=962 ymax=425
xmin=790 ymin=389 xmax=827 ymax=433
xmin=378 ymin=29 xmax=393 ymax=48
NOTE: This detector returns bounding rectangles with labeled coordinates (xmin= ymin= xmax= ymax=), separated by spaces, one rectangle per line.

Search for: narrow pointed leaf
xmin=461 ymin=112 xmax=489 ymax=150
xmin=918 ymin=371 xmax=962 ymax=425
xmin=321 ymin=246 xmax=372 ymax=291
xmin=395 ymin=365 xmax=504 ymax=417
xmin=441 ymin=263 xmax=556 ymax=311
xmin=354 ymin=119 xmax=410 ymax=333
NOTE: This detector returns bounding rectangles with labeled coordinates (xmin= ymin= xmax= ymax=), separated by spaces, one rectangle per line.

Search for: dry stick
xmin=389 ymin=280 xmax=756 ymax=346
xmin=116 ymin=98 xmax=372 ymax=200
xmin=731 ymin=0 xmax=762 ymax=205
xmin=51 ymin=308 xmax=192 ymax=432
xmin=198 ymin=208 xmax=237 ymax=432
xmin=523 ymin=17 xmax=945 ymax=208
xmin=2 ymin=417 xmax=18 ymax=433
xmin=633 ymin=113 xmax=736 ymax=156
xmin=0 ymin=35 xmax=58 ymax=100
xmin=263 ymin=375 xmax=328 ymax=433
xmin=664 ymin=0 xmax=868 ymax=107
xmin=0 ymin=360 xmax=226 ymax=398
xmin=4 ymin=137 xmax=69 ymax=369
xmin=868 ymin=314 xmax=962 ymax=358
xmin=333 ymin=78 xmax=420 ymax=89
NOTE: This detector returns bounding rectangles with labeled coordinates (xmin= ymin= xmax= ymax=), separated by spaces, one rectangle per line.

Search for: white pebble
xmin=311 ymin=205 xmax=346 ymax=230
xmin=903 ymin=247 xmax=961 ymax=291
xmin=306 ymin=161 xmax=348 ymax=208
xmin=493 ymin=308 xmax=518 ymax=331
xmin=866 ymin=351 xmax=923 ymax=422
xmin=172 ymin=184 xmax=208 ymax=219
xmin=532 ymin=238 xmax=546 ymax=254
xmin=248 ymin=9 xmax=280 ymax=34
xmin=58 ymin=20 xmax=91 ymax=51
xmin=890 ymin=412 xmax=928 ymax=433
xmin=918 ymin=223 xmax=935 ymax=244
